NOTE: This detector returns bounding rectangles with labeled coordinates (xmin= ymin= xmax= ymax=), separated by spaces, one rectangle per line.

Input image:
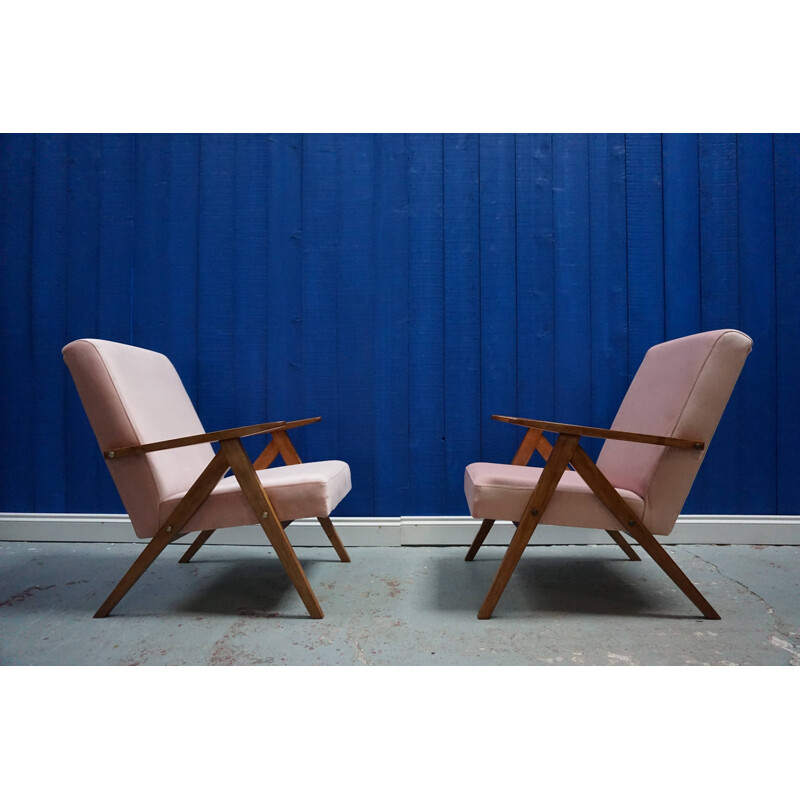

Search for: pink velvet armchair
xmin=464 ymin=329 xmax=752 ymax=620
xmin=63 ymin=338 xmax=352 ymax=619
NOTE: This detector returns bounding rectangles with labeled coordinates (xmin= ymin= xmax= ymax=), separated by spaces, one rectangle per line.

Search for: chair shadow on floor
xmin=434 ymin=547 xmax=705 ymax=620
xmin=1 ymin=546 xmax=335 ymax=619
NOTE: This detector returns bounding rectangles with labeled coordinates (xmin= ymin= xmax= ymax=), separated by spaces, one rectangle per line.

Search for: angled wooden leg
xmin=220 ymin=439 xmax=324 ymax=619
xmin=570 ymin=446 xmax=720 ymax=620
xmin=179 ymin=529 xmax=216 ymax=564
xmin=317 ymin=517 xmax=350 ymax=562
xmin=95 ymin=449 xmax=230 ymax=618
xmin=465 ymin=519 xmax=495 ymax=561
xmin=478 ymin=434 xmax=580 ymax=619
xmin=606 ymin=529 xmax=641 ymax=561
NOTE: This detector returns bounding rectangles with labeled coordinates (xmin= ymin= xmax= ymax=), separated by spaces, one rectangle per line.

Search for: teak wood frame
xmin=94 ymin=417 xmax=349 ymax=619
xmin=467 ymin=415 xmax=720 ymax=621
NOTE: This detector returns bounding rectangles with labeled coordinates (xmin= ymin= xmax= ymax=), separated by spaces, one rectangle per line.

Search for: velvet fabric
xmin=465 ymin=330 xmax=752 ymax=536
xmin=63 ymin=339 xmax=351 ymax=539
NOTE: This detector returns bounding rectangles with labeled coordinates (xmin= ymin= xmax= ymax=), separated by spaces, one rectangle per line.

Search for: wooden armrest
xmin=492 ymin=414 xmax=704 ymax=451
xmin=265 ymin=417 xmax=321 ymax=433
xmin=104 ymin=420 xmax=289 ymax=460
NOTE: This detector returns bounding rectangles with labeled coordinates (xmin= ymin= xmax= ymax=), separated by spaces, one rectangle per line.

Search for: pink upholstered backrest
xmin=596 ymin=330 xmax=752 ymax=535
xmin=62 ymin=339 xmax=215 ymax=539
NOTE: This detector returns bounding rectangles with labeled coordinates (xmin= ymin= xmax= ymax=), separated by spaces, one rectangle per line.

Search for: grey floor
xmin=1 ymin=540 xmax=798 ymax=666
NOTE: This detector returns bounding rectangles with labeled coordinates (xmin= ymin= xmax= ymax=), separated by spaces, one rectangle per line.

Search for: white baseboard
xmin=0 ymin=513 xmax=798 ymax=546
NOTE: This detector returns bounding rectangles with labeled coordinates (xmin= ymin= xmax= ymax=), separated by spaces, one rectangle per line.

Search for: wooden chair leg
xmin=94 ymin=526 xmax=177 ymax=618
xmin=624 ymin=525 xmax=720 ymax=619
xmin=317 ymin=517 xmax=351 ymax=562
xmin=465 ymin=519 xmax=495 ymax=561
xmin=570 ymin=446 xmax=720 ymax=620
xmin=606 ymin=529 xmax=641 ymax=561
xmin=478 ymin=434 xmax=580 ymax=619
xmin=220 ymin=439 xmax=324 ymax=619
xmin=94 ymin=450 xmax=229 ymax=618
xmin=179 ymin=529 xmax=215 ymax=564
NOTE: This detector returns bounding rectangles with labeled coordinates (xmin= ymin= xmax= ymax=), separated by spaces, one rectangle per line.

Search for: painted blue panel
xmin=663 ymin=133 xmax=701 ymax=339
xmin=162 ymin=134 xmax=200 ymax=399
xmin=196 ymin=134 xmax=236 ymax=435
xmin=774 ymin=134 xmax=800 ymax=513
xmin=737 ymin=134 xmax=777 ymax=513
xmin=480 ymin=133 xmax=518 ymax=463
xmin=300 ymin=134 xmax=339 ymax=466
xmin=231 ymin=134 xmax=270 ymax=461
xmin=2 ymin=132 xmax=799 ymax=517
xmin=0 ymin=135 xmax=35 ymax=510
xmin=698 ymin=133 xmax=741 ymax=512
xmin=552 ymin=134 xmax=591 ymax=440
xmin=588 ymin=134 xmax=628 ymax=461
xmin=31 ymin=135 xmax=69 ymax=510
xmin=336 ymin=134 xmax=375 ymax=514
xmin=131 ymin=134 xmax=169 ymax=352
xmin=408 ymin=134 xmax=445 ymax=514
xmin=64 ymin=134 xmax=106 ymax=512
xmin=515 ymin=133 xmax=555 ymax=463
xmin=97 ymin=134 xmax=135 ymax=345
xmin=373 ymin=134 xmax=410 ymax=516
xmin=444 ymin=133 xmax=480 ymax=512
xmin=265 ymin=134 xmax=303 ymax=441
xmin=625 ymin=133 xmax=665 ymax=375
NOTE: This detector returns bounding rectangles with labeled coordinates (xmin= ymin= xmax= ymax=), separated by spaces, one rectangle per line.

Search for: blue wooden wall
xmin=1 ymin=133 xmax=798 ymax=517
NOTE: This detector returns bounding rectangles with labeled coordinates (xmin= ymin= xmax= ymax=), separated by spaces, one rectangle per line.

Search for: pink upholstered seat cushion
xmin=465 ymin=462 xmax=645 ymax=531
xmin=160 ymin=460 xmax=352 ymax=534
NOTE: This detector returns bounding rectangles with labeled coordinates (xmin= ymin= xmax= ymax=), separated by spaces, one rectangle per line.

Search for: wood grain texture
xmin=775 ymin=134 xmax=800 ymax=513
xmin=2 ymin=134 xmax=798 ymax=518
xmin=444 ymin=133 xmax=481 ymax=512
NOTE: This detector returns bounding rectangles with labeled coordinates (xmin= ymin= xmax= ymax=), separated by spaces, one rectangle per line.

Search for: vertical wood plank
xmin=65 ymin=134 xmax=104 ymax=512
xmin=163 ymin=133 xmax=201 ymax=400
xmin=663 ymin=133 xmax=701 ymax=339
xmin=774 ymin=133 xmax=800 ymax=513
xmin=515 ymin=134 xmax=555 ymax=442
xmin=336 ymin=134 xmax=375 ymax=514
xmin=444 ymin=133 xmax=480 ymax=511
xmin=0 ymin=135 xmax=35 ymax=510
xmin=31 ymin=134 xmax=69 ymax=511
xmin=625 ymin=133 xmax=665 ymax=378
xmin=479 ymin=133 xmax=517 ymax=463
xmin=552 ymin=134 xmax=591 ymax=432
xmin=265 ymin=134 xmax=303 ymax=451
xmin=408 ymin=133 xmax=445 ymax=513
xmin=374 ymin=133 xmax=410 ymax=515
xmin=131 ymin=134 xmax=169 ymax=352
xmin=232 ymin=133 xmax=270 ymax=460
xmin=589 ymin=133 xmax=628 ymax=460
xmin=737 ymin=133 xmax=777 ymax=513
xmin=197 ymin=134 xmax=236 ymax=434
xmin=698 ymin=133 xmax=740 ymax=511
xmin=97 ymin=134 xmax=135 ymax=345
xmin=301 ymin=134 xmax=339 ymax=464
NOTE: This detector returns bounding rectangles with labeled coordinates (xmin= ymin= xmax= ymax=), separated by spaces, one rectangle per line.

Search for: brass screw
xmin=166 ymin=525 xmax=172 ymax=532
xmin=694 ymin=442 xmax=704 ymax=450
xmin=107 ymin=451 xmax=115 ymax=459
xmin=261 ymin=512 xmax=269 ymax=519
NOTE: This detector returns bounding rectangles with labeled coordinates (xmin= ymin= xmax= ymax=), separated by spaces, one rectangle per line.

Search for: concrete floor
xmin=1 ymin=540 xmax=798 ymax=666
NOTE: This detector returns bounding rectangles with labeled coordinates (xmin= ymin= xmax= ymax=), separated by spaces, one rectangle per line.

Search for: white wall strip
xmin=1 ymin=513 xmax=798 ymax=546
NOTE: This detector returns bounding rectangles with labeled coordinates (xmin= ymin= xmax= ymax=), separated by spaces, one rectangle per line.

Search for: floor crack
xmin=681 ymin=546 xmax=799 ymax=664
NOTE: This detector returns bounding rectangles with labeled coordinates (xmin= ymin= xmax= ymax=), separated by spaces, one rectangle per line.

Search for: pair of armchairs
xmin=63 ymin=329 xmax=751 ymax=620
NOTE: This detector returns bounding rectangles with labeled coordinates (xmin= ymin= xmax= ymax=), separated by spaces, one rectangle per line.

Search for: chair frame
xmin=95 ymin=417 xmax=349 ymax=619
xmin=466 ymin=415 xmax=720 ymax=621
